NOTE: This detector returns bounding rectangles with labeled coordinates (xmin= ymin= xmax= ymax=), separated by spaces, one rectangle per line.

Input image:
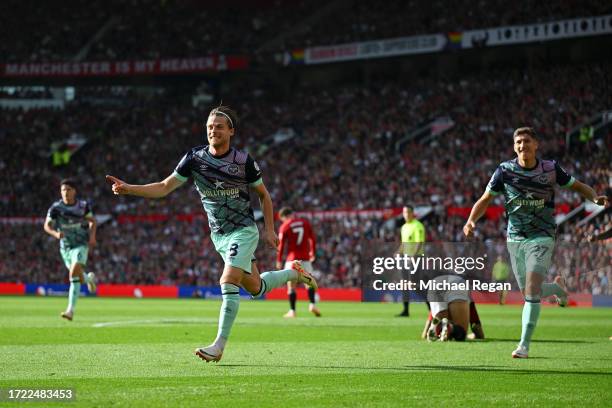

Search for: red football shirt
xmin=277 ymin=217 xmax=316 ymax=262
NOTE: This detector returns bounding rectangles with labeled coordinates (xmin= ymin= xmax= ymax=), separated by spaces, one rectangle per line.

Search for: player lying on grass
xmin=421 ymin=299 xmax=484 ymax=341
xmin=463 ymin=127 xmax=608 ymax=358
xmin=425 ymin=275 xmax=483 ymax=341
xmin=44 ymin=179 xmax=97 ymax=321
xmin=106 ymin=105 xmax=317 ymax=363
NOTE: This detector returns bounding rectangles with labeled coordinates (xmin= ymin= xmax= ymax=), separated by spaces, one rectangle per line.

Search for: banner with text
xmin=0 ymin=56 xmax=249 ymax=78
xmin=304 ymin=34 xmax=446 ymax=64
xmin=297 ymin=14 xmax=611 ymax=65
xmin=462 ymin=14 xmax=612 ymax=49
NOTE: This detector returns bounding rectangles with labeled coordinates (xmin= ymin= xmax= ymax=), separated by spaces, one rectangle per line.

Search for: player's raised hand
xmin=263 ymin=229 xmax=279 ymax=249
xmin=594 ymin=195 xmax=609 ymax=206
xmin=463 ymin=220 xmax=476 ymax=239
xmin=106 ymin=175 xmax=130 ymax=195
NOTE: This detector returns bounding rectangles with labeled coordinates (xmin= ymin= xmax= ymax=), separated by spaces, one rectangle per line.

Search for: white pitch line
xmin=92 ymin=318 xmax=212 ymax=328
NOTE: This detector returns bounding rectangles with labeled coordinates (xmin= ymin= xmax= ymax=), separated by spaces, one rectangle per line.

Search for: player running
xmin=106 ymin=105 xmax=317 ymax=363
xmin=277 ymin=207 xmax=321 ymax=318
xmin=463 ymin=127 xmax=608 ymax=358
xmin=44 ymin=179 xmax=97 ymax=321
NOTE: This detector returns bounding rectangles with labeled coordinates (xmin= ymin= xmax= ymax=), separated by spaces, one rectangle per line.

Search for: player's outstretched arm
xmin=463 ymin=191 xmax=495 ymax=238
xmin=105 ymin=174 xmax=184 ymax=199
xmin=252 ymin=182 xmax=279 ymax=248
xmin=43 ymin=219 xmax=63 ymax=240
xmin=568 ymin=180 xmax=609 ymax=206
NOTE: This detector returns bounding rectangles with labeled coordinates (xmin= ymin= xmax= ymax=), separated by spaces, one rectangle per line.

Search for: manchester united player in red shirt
xmin=276 ymin=207 xmax=321 ymax=318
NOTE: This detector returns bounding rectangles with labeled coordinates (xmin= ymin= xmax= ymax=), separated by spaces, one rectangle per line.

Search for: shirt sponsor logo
xmin=60 ymin=222 xmax=84 ymax=230
xmin=514 ymin=198 xmax=545 ymax=207
xmin=201 ymin=188 xmax=240 ymax=198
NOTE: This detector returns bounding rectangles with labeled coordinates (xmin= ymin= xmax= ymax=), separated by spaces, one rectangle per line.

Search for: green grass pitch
xmin=0 ymin=296 xmax=611 ymax=407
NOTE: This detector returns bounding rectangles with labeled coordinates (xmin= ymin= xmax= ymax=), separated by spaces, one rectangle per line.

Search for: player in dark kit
xmin=277 ymin=207 xmax=321 ymax=317
xmin=464 ymin=127 xmax=608 ymax=358
xmin=106 ymin=105 xmax=318 ymax=363
xmin=44 ymin=179 xmax=97 ymax=321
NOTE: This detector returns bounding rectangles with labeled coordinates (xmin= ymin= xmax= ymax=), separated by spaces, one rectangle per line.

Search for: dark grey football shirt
xmin=46 ymin=199 xmax=93 ymax=249
xmin=173 ymin=145 xmax=262 ymax=234
xmin=486 ymin=158 xmax=574 ymax=241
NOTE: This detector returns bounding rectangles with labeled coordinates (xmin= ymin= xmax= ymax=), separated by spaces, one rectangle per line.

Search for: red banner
xmin=0 ymin=217 xmax=44 ymax=225
xmin=0 ymin=283 xmax=26 ymax=295
xmin=447 ymin=204 xmax=572 ymax=221
xmin=0 ymin=56 xmax=249 ymax=78
xmin=117 ymin=213 xmax=207 ymax=224
xmin=293 ymin=208 xmax=403 ymax=221
xmin=265 ymin=287 xmax=362 ymax=301
xmin=97 ymin=284 xmax=178 ymax=298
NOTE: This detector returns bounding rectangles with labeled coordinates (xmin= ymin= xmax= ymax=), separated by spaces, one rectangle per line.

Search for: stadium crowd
xmin=284 ymin=0 xmax=612 ymax=49
xmin=2 ymin=0 xmax=610 ymax=62
xmin=1 ymin=62 xmax=610 ymax=293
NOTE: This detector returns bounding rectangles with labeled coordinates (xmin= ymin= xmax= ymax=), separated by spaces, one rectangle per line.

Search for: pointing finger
xmin=106 ymin=175 xmax=122 ymax=184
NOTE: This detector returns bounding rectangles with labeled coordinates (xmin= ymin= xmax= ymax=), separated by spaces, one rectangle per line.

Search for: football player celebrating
xmin=464 ymin=127 xmax=608 ymax=358
xmin=107 ymin=105 xmax=317 ymax=363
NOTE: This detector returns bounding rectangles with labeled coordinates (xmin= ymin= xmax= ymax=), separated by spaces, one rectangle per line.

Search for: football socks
xmin=451 ymin=323 xmax=467 ymax=341
xmin=254 ymin=269 xmax=298 ymax=298
xmin=67 ymin=277 xmax=80 ymax=313
xmin=215 ymin=283 xmax=240 ymax=348
xmin=307 ymin=287 xmax=316 ymax=304
xmin=289 ymin=290 xmax=297 ymax=311
xmin=519 ymin=296 xmax=541 ymax=349
xmin=469 ymin=302 xmax=481 ymax=325
xmin=541 ymin=282 xmax=565 ymax=298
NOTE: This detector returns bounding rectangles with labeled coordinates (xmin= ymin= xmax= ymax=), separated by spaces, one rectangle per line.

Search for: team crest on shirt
xmin=227 ymin=164 xmax=239 ymax=175
xmin=536 ymin=174 xmax=551 ymax=184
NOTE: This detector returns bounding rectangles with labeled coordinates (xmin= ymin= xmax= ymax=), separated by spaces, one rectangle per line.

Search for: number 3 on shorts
xmin=229 ymin=243 xmax=239 ymax=257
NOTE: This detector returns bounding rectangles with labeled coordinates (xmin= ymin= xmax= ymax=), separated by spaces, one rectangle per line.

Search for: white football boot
xmin=553 ymin=275 xmax=568 ymax=307
xmin=512 ymin=344 xmax=529 ymax=359
xmin=86 ymin=272 xmax=97 ymax=293
xmin=195 ymin=345 xmax=223 ymax=363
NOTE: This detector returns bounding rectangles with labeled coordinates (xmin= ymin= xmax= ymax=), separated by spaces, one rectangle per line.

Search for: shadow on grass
xmin=484 ymin=338 xmax=594 ymax=344
xmin=401 ymin=365 xmax=612 ymax=376
xmin=217 ymin=364 xmax=611 ymax=376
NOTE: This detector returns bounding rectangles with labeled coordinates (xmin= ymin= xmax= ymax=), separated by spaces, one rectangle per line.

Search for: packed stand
xmin=283 ymin=0 xmax=612 ymax=49
xmin=3 ymin=0 xmax=611 ymax=61
xmin=1 ymin=0 xmax=322 ymax=62
xmin=1 ymin=62 xmax=610 ymax=291
xmin=0 ymin=0 xmax=114 ymax=62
